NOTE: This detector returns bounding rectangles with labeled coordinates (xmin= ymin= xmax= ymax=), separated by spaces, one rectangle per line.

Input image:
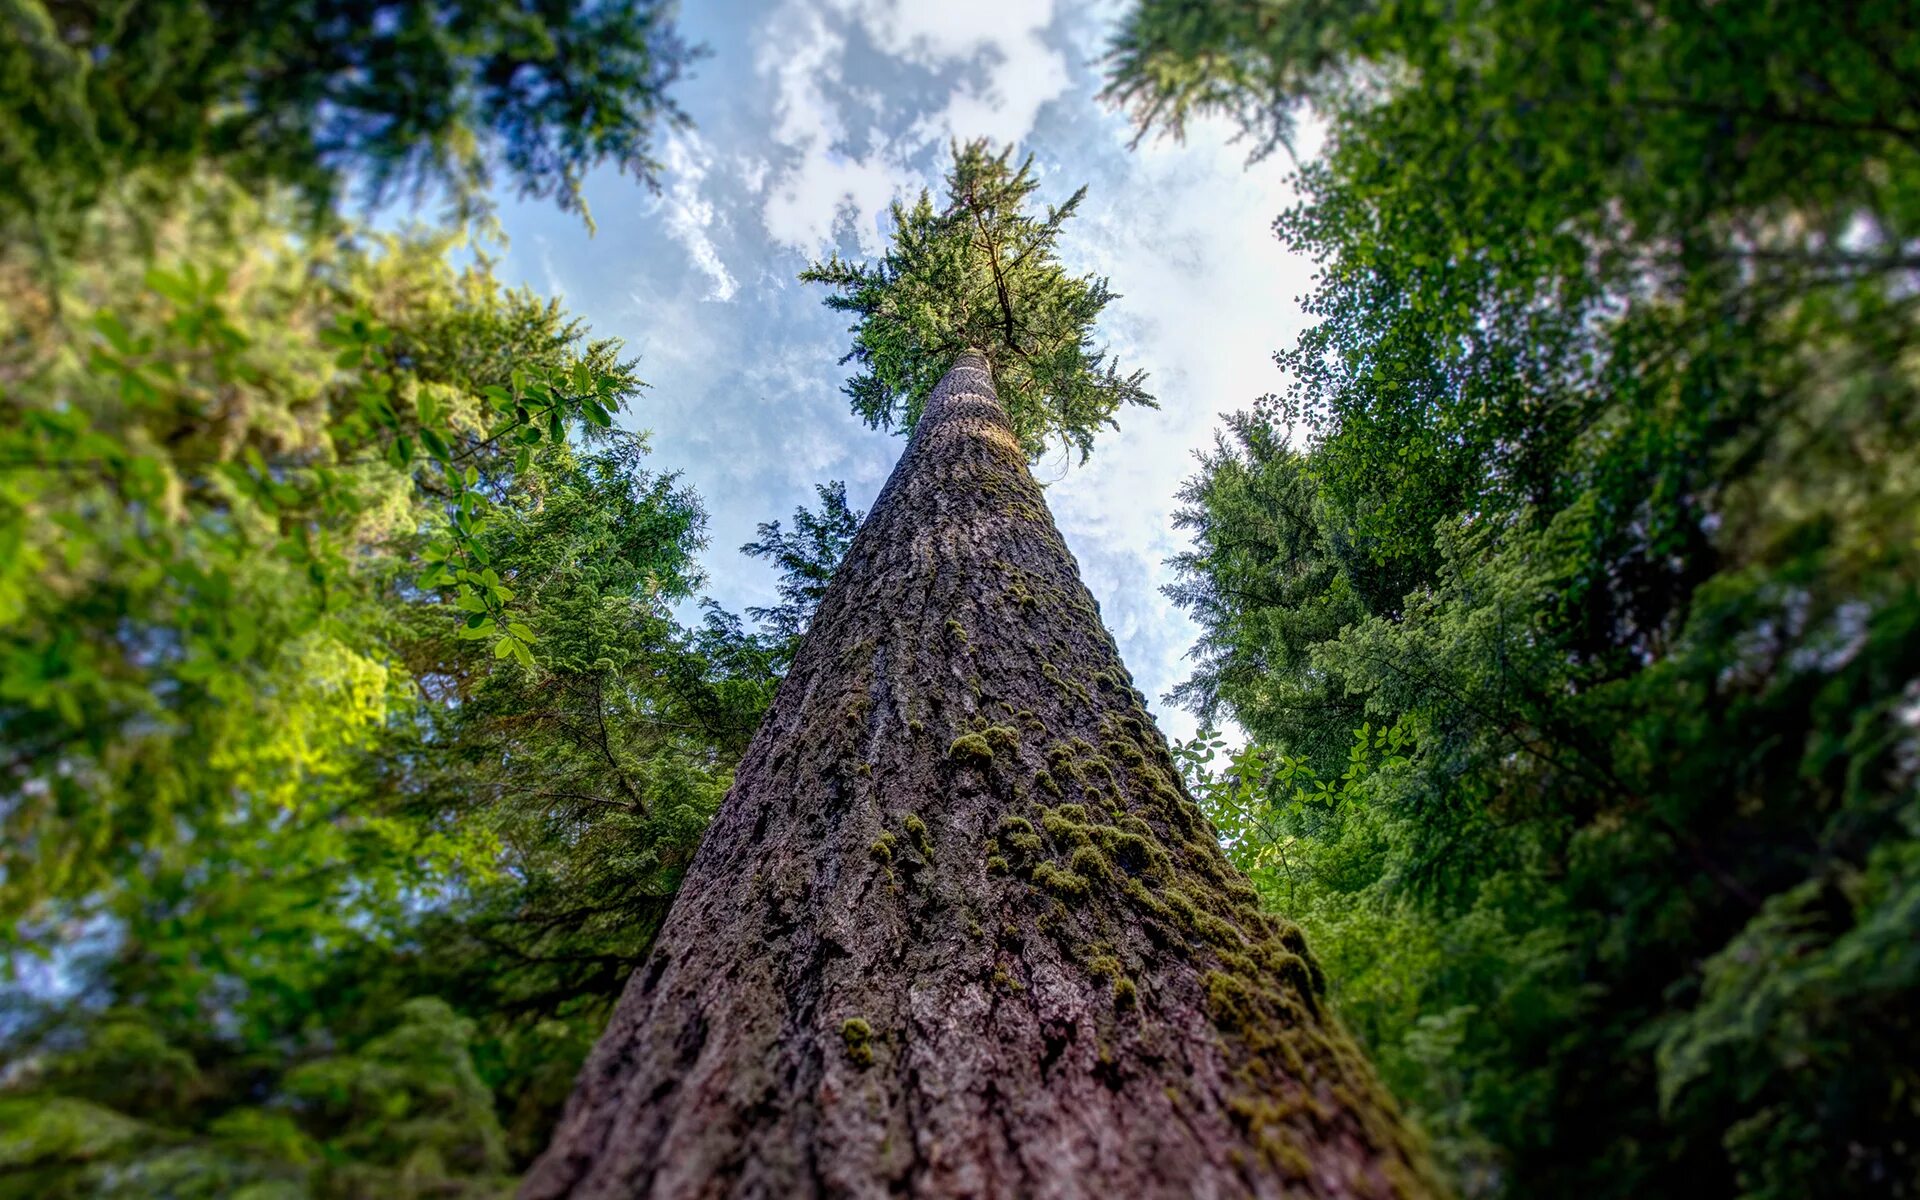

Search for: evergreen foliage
xmin=739 ymin=480 xmax=862 ymax=665
xmin=1121 ymin=1 xmax=1920 ymax=1196
xmin=801 ymin=139 xmax=1154 ymax=461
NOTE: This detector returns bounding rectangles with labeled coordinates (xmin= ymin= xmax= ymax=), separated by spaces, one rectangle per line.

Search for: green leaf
xmin=92 ymin=311 xmax=134 ymax=354
xmin=144 ymin=267 xmax=195 ymax=304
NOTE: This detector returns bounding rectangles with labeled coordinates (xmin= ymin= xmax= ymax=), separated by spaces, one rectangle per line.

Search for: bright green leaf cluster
xmin=0 ymin=174 xmax=780 ymax=1189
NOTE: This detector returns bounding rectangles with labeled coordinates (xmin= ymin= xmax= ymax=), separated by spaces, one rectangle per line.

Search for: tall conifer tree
xmin=528 ymin=141 xmax=1429 ymax=1196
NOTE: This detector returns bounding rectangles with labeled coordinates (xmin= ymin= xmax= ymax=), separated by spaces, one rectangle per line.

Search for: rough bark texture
xmin=523 ymin=353 xmax=1436 ymax=1199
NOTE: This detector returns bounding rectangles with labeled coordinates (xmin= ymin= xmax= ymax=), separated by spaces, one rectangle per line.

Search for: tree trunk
xmin=523 ymin=352 xmax=1435 ymax=1199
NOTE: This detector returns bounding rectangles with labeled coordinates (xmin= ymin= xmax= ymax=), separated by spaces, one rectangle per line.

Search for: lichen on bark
xmin=522 ymin=352 xmax=1439 ymax=1199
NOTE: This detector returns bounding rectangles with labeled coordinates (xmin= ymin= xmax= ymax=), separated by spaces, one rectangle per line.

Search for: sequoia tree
xmin=524 ymin=349 xmax=1432 ymax=1196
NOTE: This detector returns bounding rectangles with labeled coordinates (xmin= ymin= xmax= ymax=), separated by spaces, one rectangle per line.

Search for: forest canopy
xmin=0 ymin=1 xmax=778 ymax=1190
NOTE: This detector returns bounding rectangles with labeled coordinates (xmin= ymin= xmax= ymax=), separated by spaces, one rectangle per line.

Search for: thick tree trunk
xmin=524 ymin=353 xmax=1434 ymax=1199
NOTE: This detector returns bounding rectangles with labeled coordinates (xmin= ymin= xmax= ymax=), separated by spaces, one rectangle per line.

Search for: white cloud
xmin=534 ymin=236 xmax=568 ymax=302
xmin=752 ymin=4 xmax=912 ymax=255
xmin=761 ymin=6 xmax=849 ymax=150
xmin=1043 ymin=118 xmax=1317 ymax=739
xmin=762 ymin=151 xmax=910 ymax=257
xmin=749 ymin=0 xmax=1074 ymax=257
xmin=844 ymin=0 xmax=1072 ymax=146
xmin=658 ymin=133 xmax=739 ymax=302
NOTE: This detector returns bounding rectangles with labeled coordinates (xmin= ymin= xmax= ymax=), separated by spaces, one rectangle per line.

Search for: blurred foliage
xmin=1 ymin=0 xmax=696 ymax=241
xmin=0 ymin=174 xmax=786 ymax=1194
xmin=801 ymin=139 xmax=1154 ymax=461
xmin=1127 ymin=0 xmax=1920 ymax=1196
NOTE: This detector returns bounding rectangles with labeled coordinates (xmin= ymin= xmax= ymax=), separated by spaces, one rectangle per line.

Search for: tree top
xmin=802 ymin=139 xmax=1154 ymax=463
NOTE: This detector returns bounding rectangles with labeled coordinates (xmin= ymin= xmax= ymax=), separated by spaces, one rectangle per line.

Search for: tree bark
xmin=523 ymin=352 xmax=1435 ymax=1199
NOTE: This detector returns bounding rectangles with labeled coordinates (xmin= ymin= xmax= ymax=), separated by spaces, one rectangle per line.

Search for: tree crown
xmin=801 ymin=139 xmax=1153 ymax=462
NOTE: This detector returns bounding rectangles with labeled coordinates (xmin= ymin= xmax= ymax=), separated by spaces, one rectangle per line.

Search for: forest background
xmin=3 ymin=0 xmax=1915 ymax=1198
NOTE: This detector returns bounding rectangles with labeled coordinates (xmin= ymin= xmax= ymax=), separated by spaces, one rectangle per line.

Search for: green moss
xmin=986 ymin=854 xmax=1010 ymax=874
xmin=1161 ymin=886 xmax=1200 ymax=926
xmin=945 ymin=617 xmax=969 ymax=643
xmin=869 ymin=832 xmax=896 ymax=864
xmin=903 ymin=812 xmax=934 ymax=858
xmin=948 ymin=732 xmax=995 ymax=762
xmin=1069 ymin=844 xmax=1113 ymax=882
xmin=1270 ymin=951 xmax=1318 ymax=1000
xmin=1113 ymin=977 xmax=1138 ymax=1010
xmin=1092 ymin=827 xmax=1162 ymax=877
xmin=1035 ymin=770 xmax=1062 ymax=797
xmin=1225 ymin=879 xmax=1262 ymax=907
xmin=840 ymin=1017 xmax=874 ymax=1068
xmin=994 ymin=815 xmax=1044 ymax=861
xmin=1040 ymin=817 xmax=1087 ymax=849
xmin=1203 ymin=970 xmax=1256 ymax=1031
xmin=1104 ymin=739 xmax=1149 ymax=772
xmin=1121 ymin=875 xmax=1174 ymax=924
xmin=991 ymin=966 xmax=1025 ymax=992
xmin=1044 ymin=739 xmax=1090 ymax=782
xmin=949 ymin=724 xmax=1018 ymax=764
xmin=1032 ymin=861 xmax=1091 ymax=900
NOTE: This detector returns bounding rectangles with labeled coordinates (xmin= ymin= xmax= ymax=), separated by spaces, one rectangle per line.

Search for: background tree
xmin=739 ymin=480 xmax=863 ymax=667
xmin=0 ymin=0 xmax=738 ymax=1186
xmin=1112 ymin=1 xmax=1920 ymax=1196
xmin=0 ymin=174 xmax=776 ymax=1194
xmin=801 ymin=139 xmax=1154 ymax=461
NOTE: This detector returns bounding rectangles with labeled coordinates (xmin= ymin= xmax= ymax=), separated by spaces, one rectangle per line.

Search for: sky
xmin=486 ymin=0 xmax=1321 ymax=741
